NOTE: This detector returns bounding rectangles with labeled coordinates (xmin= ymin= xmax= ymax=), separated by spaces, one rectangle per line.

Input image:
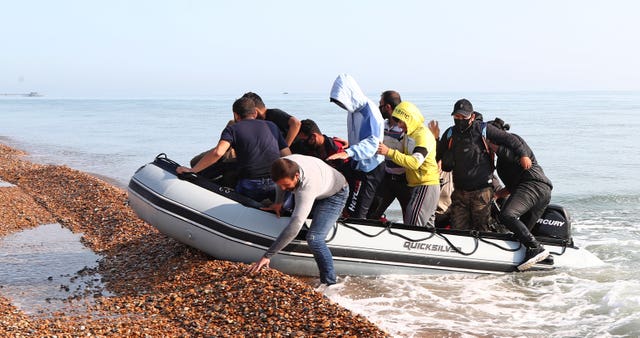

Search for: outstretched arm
xmin=486 ymin=125 xmax=531 ymax=170
xmin=176 ymin=140 xmax=230 ymax=174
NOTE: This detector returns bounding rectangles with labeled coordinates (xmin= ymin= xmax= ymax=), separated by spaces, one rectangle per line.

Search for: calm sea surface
xmin=1 ymin=92 xmax=639 ymax=337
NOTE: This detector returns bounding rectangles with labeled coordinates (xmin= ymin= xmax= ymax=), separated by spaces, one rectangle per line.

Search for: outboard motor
xmin=531 ymin=204 xmax=572 ymax=244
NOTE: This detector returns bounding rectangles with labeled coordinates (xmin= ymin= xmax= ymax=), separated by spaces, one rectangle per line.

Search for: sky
xmin=1 ymin=0 xmax=639 ymax=97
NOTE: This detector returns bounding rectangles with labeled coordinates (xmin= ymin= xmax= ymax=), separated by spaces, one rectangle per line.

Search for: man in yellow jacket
xmin=377 ymin=101 xmax=440 ymax=226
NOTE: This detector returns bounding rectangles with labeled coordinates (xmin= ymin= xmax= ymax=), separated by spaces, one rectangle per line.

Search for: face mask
xmin=454 ymin=118 xmax=471 ymax=132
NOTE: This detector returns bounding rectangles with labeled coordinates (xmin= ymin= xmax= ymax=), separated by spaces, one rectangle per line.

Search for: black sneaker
xmin=539 ymin=255 xmax=554 ymax=265
xmin=517 ymin=246 xmax=550 ymax=271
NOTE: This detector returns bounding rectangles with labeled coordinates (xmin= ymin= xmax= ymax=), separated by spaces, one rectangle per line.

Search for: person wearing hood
xmin=326 ymin=74 xmax=386 ymax=219
xmin=366 ymin=90 xmax=413 ymax=221
xmin=377 ymin=101 xmax=440 ymax=226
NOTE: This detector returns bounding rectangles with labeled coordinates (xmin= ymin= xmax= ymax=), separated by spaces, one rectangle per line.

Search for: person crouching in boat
xmin=248 ymin=154 xmax=349 ymax=286
xmin=487 ymin=118 xmax=552 ymax=271
xmin=376 ymin=101 xmax=440 ymax=227
xmin=177 ymin=96 xmax=291 ymax=203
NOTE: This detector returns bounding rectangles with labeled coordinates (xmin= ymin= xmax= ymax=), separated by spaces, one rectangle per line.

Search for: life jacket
xmin=445 ymin=121 xmax=495 ymax=169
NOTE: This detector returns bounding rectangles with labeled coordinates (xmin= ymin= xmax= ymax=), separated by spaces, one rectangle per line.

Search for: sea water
xmin=1 ymin=92 xmax=639 ymax=336
xmin=0 ymin=223 xmax=106 ymax=314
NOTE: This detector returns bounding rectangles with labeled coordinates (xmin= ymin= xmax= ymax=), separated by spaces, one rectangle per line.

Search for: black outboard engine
xmin=531 ymin=204 xmax=572 ymax=244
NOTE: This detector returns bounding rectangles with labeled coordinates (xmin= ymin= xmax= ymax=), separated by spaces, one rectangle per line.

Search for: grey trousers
xmin=405 ymin=184 xmax=440 ymax=227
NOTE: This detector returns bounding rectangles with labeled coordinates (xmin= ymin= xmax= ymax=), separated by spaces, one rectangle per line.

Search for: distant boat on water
xmin=0 ymin=92 xmax=43 ymax=97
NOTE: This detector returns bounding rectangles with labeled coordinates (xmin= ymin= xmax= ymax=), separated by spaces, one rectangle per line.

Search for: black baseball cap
xmin=451 ymin=98 xmax=474 ymax=117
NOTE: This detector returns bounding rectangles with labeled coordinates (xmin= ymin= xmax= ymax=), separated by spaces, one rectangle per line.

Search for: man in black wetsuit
xmin=488 ymin=118 xmax=552 ymax=271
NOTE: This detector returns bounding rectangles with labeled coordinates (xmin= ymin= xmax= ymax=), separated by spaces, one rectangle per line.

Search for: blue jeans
xmin=306 ymin=185 xmax=349 ymax=285
xmin=235 ymin=177 xmax=276 ymax=203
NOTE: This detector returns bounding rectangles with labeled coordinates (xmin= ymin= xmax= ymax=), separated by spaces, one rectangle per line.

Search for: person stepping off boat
xmin=519 ymin=246 xmax=550 ymax=271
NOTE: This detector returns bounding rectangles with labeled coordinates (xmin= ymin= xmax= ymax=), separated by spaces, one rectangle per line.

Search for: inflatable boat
xmin=127 ymin=154 xmax=604 ymax=276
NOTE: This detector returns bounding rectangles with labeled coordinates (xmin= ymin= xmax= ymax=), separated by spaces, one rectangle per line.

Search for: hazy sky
xmin=2 ymin=0 xmax=639 ymax=97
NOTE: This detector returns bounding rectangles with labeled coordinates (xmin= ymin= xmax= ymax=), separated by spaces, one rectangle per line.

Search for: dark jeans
xmin=498 ymin=181 xmax=552 ymax=248
xmin=235 ymin=177 xmax=276 ymax=203
xmin=198 ymin=161 xmax=238 ymax=187
xmin=367 ymin=173 xmax=411 ymax=220
xmin=343 ymin=162 xmax=386 ymax=219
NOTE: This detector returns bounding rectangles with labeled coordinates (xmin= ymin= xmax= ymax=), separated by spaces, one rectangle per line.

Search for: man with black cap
xmin=436 ymin=99 xmax=532 ymax=233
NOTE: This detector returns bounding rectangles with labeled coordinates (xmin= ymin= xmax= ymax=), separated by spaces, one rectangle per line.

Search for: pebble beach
xmin=0 ymin=143 xmax=389 ymax=337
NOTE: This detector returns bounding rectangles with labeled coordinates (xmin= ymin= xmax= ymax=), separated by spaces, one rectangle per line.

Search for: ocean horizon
xmin=1 ymin=91 xmax=639 ymax=336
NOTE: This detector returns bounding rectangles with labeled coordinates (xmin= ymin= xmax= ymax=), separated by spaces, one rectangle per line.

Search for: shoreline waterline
xmin=0 ymin=143 xmax=391 ymax=337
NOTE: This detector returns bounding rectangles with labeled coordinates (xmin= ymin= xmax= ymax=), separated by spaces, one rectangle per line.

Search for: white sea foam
xmin=324 ymin=269 xmax=640 ymax=337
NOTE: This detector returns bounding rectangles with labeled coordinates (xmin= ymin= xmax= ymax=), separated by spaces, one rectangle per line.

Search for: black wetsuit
xmin=495 ymin=134 xmax=553 ymax=247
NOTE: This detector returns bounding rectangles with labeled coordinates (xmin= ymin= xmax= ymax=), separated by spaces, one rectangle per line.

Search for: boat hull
xmin=128 ymin=156 xmax=604 ymax=277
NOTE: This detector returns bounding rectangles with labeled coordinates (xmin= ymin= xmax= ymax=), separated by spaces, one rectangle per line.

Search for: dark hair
xmin=381 ymin=90 xmax=402 ymax=109
xmin=299 ymin=119 xmax=321 ymax=136
xmin=241 ymin=92 xmax=266 ymax=109
xmin=271 ymin=158 xmax=299 ymax=181
xmin=232 ymin=97 xmax=257 ymax=118
xmin=489 ymin=117 xmax=510 ymax=131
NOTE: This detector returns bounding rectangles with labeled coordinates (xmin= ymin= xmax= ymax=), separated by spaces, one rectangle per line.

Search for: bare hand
xmin=428 ymin=120 xmax=440 ymax=139
xmin=377 ymin=142 xmax=389 ymax=156
xmin=326 ymin=151 xmax=349 ymax=161
xmin=260 ymin=203 xmax=283 ymax=218
xmin=520 ymin=156 xmax=532 ymax=170
xmin=248 ymin=256 xmax=270 ymax=274
xmin=495 ymin=188 xmax=510 ymax=199
xmin=176 ymin=166 xmax=193 ymax=174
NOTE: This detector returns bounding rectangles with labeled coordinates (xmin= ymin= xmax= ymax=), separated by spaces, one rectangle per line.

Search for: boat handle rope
xmin=333 ymin=220 xmax=566 ymax=257
xmin=548 ymin=245 xmax=568 ymax=256
xmin=334 ymin=220 xmax=390 ymax=239
xmin=337 ymin=219 xmax=482 ymax=255
xmin=436 ymin=232 xmax=480 ymax=256
xmin=157 ymin=154 xmax=569 ymax=257
xmin=386 ymin=226 xmax=436 ymax=242
xmin=477 ymin=237 xmax=522 ymax=252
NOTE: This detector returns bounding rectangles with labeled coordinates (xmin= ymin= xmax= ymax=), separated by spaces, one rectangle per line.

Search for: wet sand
xmin=0 ymin=143 xmax=389 ymax=337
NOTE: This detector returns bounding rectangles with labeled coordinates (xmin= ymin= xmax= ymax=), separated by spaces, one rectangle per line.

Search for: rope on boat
xmin=386 ymin=226 xmax=437 ymax=242
xmin=153 ymin=154 xmax=571 ymax=257
xmin=477 ymin=237 xmax=522 ymax=252
xmin=333 ymin=220 xmax=391 ymax=239
xmin=548 ymin=245 xmax=568 ymax=256
xmin=335 ymin=219 xmax=544 ymax=256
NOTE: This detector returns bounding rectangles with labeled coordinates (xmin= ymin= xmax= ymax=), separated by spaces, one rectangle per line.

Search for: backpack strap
xmin=446 ymin=123 xmax=494 ymax=168
xmin=480 ymin=122 xmax=496 ymax=169
xmin=446 ymin=128 xmax=454 ymax=149
xmin=480 ymin=122 xmax=489 ymax=153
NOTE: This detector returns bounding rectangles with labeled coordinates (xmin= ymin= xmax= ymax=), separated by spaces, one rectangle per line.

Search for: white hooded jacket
xmin=329 ymin=74 xmax=385 ymax=172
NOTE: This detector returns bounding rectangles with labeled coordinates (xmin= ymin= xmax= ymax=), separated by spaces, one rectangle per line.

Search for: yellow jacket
xmin=387 ymin=101 xmax=440 ymax=187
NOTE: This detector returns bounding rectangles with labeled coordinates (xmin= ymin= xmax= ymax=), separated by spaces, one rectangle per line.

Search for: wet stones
xmin=0 ymin=143 xmax=389 ymax=337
